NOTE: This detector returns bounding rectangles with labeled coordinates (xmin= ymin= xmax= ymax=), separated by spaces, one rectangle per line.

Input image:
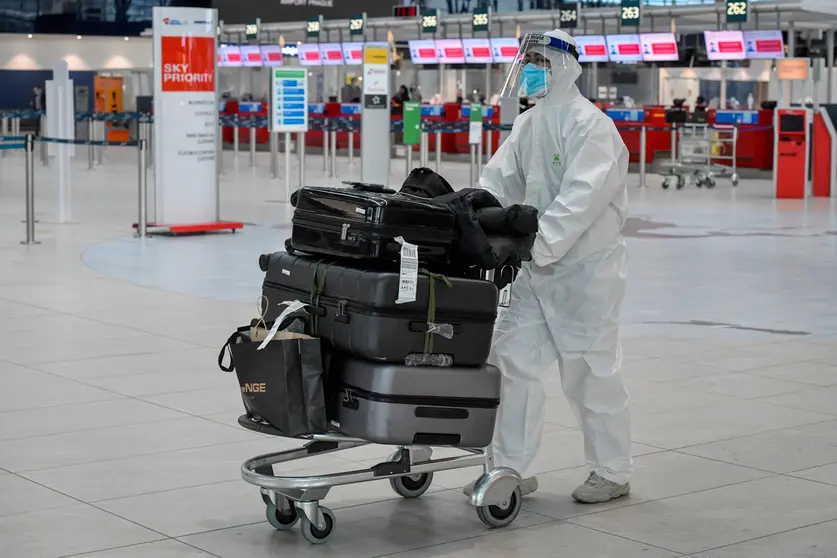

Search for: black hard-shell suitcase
xmin=332 ymin=356 xmax=501 ymax=447
xmin=260 ymin=252 xmax=498 ymax=365
xmin=289 ymin=183 xmax=457 ymax=264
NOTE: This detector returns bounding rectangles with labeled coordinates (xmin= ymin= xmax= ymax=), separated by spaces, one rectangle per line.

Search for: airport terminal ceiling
xmin=221 ymin=1 xmax=837 ymax=45
xmin=211 ymin=0 xmax=401 ymax=25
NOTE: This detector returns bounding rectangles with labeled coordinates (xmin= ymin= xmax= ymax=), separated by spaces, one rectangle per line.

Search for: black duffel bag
xmin=218 ymin=305 xmax=328 ymax=437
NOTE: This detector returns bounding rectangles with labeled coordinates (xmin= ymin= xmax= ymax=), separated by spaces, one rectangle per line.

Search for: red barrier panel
xmin=812 ymin=112 xmax=833 ymax=197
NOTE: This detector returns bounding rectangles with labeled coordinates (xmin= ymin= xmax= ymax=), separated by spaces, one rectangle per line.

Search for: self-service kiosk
xmin=774 ymin=109 xmax=810 ymax=199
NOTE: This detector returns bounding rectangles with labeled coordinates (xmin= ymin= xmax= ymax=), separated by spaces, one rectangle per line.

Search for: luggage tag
xmin=257 ymin=300 xmax=308 ymax=350
xmin=394 ymin=236 xmax=419 ymax=305
xmin=498 ymin=265 xmax=516 ymax=308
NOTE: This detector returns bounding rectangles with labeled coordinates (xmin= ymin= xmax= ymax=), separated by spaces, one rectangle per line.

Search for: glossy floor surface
xmin=1 ymin=147 xmax=837 ymax=558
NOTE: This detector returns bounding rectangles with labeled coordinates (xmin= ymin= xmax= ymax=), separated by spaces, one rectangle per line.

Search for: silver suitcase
xmin=331 ymin=356 xmax=501 ymax=448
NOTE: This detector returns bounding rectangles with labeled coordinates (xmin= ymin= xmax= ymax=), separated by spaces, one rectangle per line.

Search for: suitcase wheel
xmin=475 ymin=486 xmax=523 ymax=528
xmin=390 ymin=473 xmax=434 ymax=499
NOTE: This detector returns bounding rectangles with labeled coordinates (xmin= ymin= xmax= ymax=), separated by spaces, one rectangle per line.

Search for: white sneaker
xmin=462 ymin=476 xmax=539 ymax=497
xmin=571 ymin=472 xmax=630 ymax=504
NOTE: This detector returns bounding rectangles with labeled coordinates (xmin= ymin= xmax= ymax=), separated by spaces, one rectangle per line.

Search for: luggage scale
xmin=236 ymin=270 xmax=524 ymax=545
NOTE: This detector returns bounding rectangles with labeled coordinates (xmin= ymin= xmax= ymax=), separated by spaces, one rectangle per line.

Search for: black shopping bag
xmin=218 ymin=319 xmax=328 ymax=437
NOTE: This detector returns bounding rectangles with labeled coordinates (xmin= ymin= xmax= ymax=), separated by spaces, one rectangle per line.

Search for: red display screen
xmin=393 ymin=5 xmax=418 ymax=17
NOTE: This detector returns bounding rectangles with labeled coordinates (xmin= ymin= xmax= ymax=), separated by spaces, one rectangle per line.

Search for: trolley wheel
xmin=662 ymin=177 xmax=673 ymax=189
xmin=676 ymin=176 xmax=686 ymax=190
xmin=390 ymin=472 xmax=434 ymax=499
xmin=475 ymin=486 xmax=523 ymax=528
xmin=731 ymin=173 xmax=739 ymax=187
xmin=265 ymin=501 xmax=298 ymax=530
xmin=300 ymin=506 xmax=336 ymax=544
xmin=706 ymin=178 xmax=716 ymax=189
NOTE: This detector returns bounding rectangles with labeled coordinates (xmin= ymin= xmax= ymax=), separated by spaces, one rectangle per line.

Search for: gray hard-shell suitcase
xmin=259 ymin=252 xmax=498 ymax=365
xmin=332 ymin=356 xmax=501 ymax=448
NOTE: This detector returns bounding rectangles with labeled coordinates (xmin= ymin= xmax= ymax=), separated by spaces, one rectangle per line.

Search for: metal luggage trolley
xmin=238 ymin=417 xmax=524 ymax=544
xmin=660 ymin=122 xmax=740 ymax=190
xmin=238 ymin=268 xmax=523 ymax=545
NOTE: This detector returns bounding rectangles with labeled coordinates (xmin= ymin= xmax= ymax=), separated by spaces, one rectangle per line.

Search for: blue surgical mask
xmin=520 ymin=63 xmax=549 ymax=97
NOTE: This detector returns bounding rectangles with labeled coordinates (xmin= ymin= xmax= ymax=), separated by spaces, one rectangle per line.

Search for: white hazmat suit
xmin=480 ymin=30 xmax=633 ymax=491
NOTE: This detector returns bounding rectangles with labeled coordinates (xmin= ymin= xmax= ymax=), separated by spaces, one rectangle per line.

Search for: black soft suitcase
xmin=260 ymin=252 xmax=498 ymax=365
xmin=332 ymin=356 xmax=501 ymax=447
xmin=289 ymin=183 xmax=457 ymax=264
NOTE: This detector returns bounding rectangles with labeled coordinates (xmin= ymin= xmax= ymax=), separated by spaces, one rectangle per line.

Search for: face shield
xmin=499 ymin=32 xmax=580 ymax=100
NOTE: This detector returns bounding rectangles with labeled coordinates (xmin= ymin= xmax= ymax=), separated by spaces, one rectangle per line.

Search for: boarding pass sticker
xmin=394 ymin=236 xmax=419 ymax=305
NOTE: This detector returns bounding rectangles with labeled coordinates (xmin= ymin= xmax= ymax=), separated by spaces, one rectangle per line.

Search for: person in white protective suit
xmin=470 ymin=29 xmax=632 ymax=503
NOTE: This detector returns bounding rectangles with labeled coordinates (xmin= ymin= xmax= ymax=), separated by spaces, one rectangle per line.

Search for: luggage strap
xmin=309 ymin=261 xmax=329 ymax=335
xmin=420 ymin=269 xmax=451 ymax=354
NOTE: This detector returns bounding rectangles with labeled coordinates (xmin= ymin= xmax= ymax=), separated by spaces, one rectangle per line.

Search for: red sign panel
xmin=161 ymin=36 xmax=215 ymax=92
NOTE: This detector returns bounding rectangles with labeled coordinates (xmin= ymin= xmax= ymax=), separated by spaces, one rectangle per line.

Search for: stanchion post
xmin=670 ymin=123 xmax=677 ymax=164
xmin=87 ymin=117 xmax=95 ymax=170
xmin=22 ymin=134 xmax=38 ymax=245
xmin=406 ymin=142 xmax=413 ymax=177
xmin=639 ymin=125 xmax=647 ymax=188
xmin=147 ymin=119 xmax=154 ymax=169
xmin=348 ymin=128 xmax=354 ymax=166
xmin=285 ymin=132 xmax=292 ymax=197
xmin=476 ymin=135 xmax=483 ymax=174
xmin=217 ymin=120 xmax=224 ymax=176
xmin=486 ymin=130 xmax=493 ymax=164
xmin=233 ymin=114 xmax=240 ymax=158
xmin=249 ymin=124 xmax=256 ymax=167
xmin=435 ymin=131 xmax=442 ymax=171
xmin=96 ymin=119 xmax=104 ymax=164
xmin=419 ymin=131 xmax=427 ymax=167
xmin=1 ymin=116 xmax=7 ymax=159
xmin=270 ymin=130 xmax=277 ymax=179
xmin=469 ymin=144 xmax=476 ymax=187
xmin=137 ymin=138 xmax=148 ymax=238
xmin=323 ymin=119 xmax=330 ymax=172
xmin=329 ymin=130 xmax=336 ymax=177
xmin=39 ymin=114 xmax=48 ymax=166
xmin=298 ymin=132 xmax=306 ymax=191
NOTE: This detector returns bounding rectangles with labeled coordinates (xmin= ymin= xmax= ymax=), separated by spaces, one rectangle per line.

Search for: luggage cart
xmin=660 ymin=123 xmax=739 ymax=190
xmin=238 ymin=416 xmax=524 ymax=544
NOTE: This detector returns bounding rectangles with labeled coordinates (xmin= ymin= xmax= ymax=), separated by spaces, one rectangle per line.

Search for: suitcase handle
xmin=342 ymin=181 xmax=397 ymax=194
xmin=408 ymin=321 xmax=461 ymax=335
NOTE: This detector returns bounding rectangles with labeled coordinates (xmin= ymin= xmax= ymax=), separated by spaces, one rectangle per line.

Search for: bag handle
xmin=341 ymin=181 xmax=396 ymax=194
xmin=256 ymin=300 xmax=309 ymax=351
xmin=218 ymin=325 xmax=249 ymax=372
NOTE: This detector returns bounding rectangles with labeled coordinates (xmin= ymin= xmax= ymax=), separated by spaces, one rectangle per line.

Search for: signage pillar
xmin=361 ymin=45 xmax=390 ymax=186
xmin=152 ymin=7 xmax=229 ymax=229
xmin=46 ymin=60 xmax=75 ymax=223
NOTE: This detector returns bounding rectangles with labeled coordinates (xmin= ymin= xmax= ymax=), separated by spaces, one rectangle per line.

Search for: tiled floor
xmin=1 ymin=147 xmax=837 ymax=557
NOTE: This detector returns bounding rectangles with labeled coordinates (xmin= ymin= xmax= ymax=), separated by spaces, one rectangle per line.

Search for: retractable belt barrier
xmin=12 ymin=133 xmax=149 ymax=245
xmin=618 ymin=124 xmax=772 ymax=133
xmin=37 ymin=136 xmax=138 ymax=147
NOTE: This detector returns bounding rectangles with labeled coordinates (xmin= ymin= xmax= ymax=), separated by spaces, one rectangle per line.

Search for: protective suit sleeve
xmin=532 ymin=119 xmax=626 ymax=267
xmin=478 ymin=121 xmax=526 ymax=206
